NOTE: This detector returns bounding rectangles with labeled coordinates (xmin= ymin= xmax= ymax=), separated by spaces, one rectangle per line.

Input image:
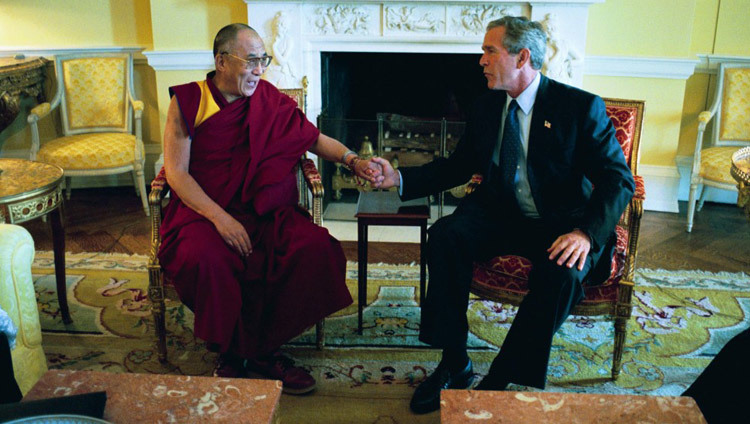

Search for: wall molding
xmin=583 ymin=56 xmax=698 ymax=80
xmin=138 ymin=49 xmax=707 ymax=80
xmin=142 ymin=50 xmax=213 ymax=71
xmin=0 ymin=46 xmax=148 ymax=65
xmin=11 ymin=48 xmax=750 ymax=80
xmin=695 ymin=54 xmax=750 ymax=74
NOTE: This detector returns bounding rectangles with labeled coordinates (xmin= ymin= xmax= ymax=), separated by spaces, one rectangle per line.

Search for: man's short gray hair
xmin=213 ymin=23 xmax=256 ymax=57
xmin=487 ymin=16 xmax=547 ymax=70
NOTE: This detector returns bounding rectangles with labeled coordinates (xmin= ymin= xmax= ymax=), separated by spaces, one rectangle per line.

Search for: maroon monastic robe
xmin=158 ymin=74 xmax=352 ymax=358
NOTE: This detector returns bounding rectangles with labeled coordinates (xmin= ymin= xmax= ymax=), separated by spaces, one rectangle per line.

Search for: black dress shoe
xmin=410 ymin=360 xmax=474 ymax=414
xmin=473 ymin=373 xmax=509 ymax=391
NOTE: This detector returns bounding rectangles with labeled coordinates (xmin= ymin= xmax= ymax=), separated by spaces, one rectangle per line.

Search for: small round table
xmin=731 ymin=147 xmax=750 ymax=221
xmin=0 ymin=158 xmax=70 ymax=323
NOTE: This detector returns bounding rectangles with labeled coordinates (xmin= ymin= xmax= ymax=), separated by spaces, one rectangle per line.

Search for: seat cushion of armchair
xmin=37 ymin=133 xmax=142 ymax=169
xmin=472 ymin=225 xmax=628 ymax=305
xmin=699 ymin=146 xmax=742 ymax=184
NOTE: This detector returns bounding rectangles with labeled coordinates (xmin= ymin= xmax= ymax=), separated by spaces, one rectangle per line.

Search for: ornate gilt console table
xmin=731 ymin=147 xmax=750 ymax=220
xmin=0 ymin=56 xmax=47 ymax=133
xmin=0 ymin=158 xmax=71 ymax=324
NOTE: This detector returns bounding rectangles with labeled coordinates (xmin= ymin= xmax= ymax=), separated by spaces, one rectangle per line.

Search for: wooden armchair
xmin=27 ymin=53 xmax=149 ymax=216
xmin=686 ymin=62 xmax=750 ymax=232
xmin=146 ymin=83 xmax=326 ymax=363
xmin=469 ymin=98 xmax=646 ymax=380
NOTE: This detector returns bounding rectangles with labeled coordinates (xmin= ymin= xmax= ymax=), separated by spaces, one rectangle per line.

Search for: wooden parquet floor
xmin=20 ymin=187 xmax=750 ymax=273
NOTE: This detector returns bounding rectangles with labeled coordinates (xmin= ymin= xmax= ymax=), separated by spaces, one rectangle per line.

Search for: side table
xmin=0 ymin=158 xmax=70 ymax=324
xmin=0 ymin=56 xmax=47 ymax=133
xmin=355 ymin=190 xmax=429 ymax=334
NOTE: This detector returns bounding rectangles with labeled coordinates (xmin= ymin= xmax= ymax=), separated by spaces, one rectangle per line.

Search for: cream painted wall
xmin=585 ymin=0 xmax=697 ymax=167
xmin=583 ymin=76 xmax=687 ymax=165
xmin=713 ymin=0 xmax=750 ymax=55
xmin=0 ymin=0 xmax=152 ymax=48
xmin=587 ymin=0 xmax=697 ymax=57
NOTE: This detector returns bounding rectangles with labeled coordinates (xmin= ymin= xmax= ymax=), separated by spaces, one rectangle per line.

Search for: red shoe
xmin=246 ymin=352 xmax=316 ymax=395
xmin=212 ymin=353 xmax=246 ymax=378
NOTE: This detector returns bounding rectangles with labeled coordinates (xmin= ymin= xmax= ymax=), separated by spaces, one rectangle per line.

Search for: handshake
xmin=348 ymin=156 xmax=401 ymax=190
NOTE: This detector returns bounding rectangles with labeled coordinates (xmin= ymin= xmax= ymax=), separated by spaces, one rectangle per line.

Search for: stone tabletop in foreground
xmin=24 ymin=370 xmax=282 ymax=423
xmin=441 ymin=390 xmax=706 ymax=424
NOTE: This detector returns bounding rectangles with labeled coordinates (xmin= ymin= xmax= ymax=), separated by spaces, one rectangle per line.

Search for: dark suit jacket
xmin=400 ymin=75 xmax=635 ymax=268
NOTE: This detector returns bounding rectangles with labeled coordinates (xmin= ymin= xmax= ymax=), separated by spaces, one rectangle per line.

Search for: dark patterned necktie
xmin=497 ymin=99 xmax=521 ymax=197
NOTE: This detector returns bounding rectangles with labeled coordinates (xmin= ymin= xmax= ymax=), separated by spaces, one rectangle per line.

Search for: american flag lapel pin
xmin=544 ymin=120 xmax=552 ymax=128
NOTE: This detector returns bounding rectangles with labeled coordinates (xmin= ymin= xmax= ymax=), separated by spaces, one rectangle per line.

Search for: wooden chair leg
xmin=316 ymin=319 xmax=325 ymax=350
xmin=153 ymin=296 xmax=168 ymax=363
xmin=612 ymin=314 xmax=628 ymax=380
xmin=148 ymin=266 xmax=168 ymax=363
xmin=686 ymin=183 xmax=699 ymax=232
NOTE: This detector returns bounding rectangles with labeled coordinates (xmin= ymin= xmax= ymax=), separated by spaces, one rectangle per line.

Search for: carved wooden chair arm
xmin=300 ymin=157 xmax=324 ymax=198
xmin=466 ymin=174 xmax=484 ymax=195
xmin=620 ymin=174 xmax=645 ymax=283
xmin=148 ymin=167 xmax=169 ymax=262
xmin=299 ymin=157 xmax=324 ymax=226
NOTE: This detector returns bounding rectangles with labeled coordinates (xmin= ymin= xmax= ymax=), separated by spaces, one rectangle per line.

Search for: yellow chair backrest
xmin=57 ymin=54 xmax=132 ymax=135
xmin=719 ymin=66 xmax=750 ymax=142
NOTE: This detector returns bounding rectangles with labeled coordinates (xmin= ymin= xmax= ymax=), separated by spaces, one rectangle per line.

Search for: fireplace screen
xmin=318 ymin=114 xmax=467 ymax=219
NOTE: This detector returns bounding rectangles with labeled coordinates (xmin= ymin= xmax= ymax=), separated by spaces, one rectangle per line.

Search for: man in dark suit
xmin=372 ymin=16 xmax=635 ymax=414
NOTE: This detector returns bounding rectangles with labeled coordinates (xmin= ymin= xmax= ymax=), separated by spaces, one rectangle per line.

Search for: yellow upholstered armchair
xmin=469 ymin=98 xmax=645 ymax=381
xmin=687 ymin=62 xmax=750 ymax=232
xmin=27 ymin=52 xmax=149 ymax=216
xmin=147 ymin=81 xmax=326 ymax=363
xmin=0 ymin=224 xmax=47 ymax=395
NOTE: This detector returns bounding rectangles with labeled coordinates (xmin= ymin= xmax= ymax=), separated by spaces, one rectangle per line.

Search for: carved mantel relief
xmin=247 ymin=0 xmax=598 ymax=116
xmin=385 ymin=5 xmax=442 ymax=34
xmin=451 ymin=5 xmax=511 ymax=36
xmin=263 ymin=11 xmax=299 ymax=88
xmin=310 ymin=4 xmax=371 ymax=35
xmin=541 ymin=13 xmax=581 ymax=85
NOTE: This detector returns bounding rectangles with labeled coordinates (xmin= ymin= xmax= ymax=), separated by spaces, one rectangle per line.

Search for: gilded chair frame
xmin=147 ymin=78 xmax=326 ymax=363
xmin=469 ymin=98 xmax=645 ymax=381
xmin=27 ymin=52 xmax=149 ymax=216
xmin=687 ymin=62 xmax=750 ymax=232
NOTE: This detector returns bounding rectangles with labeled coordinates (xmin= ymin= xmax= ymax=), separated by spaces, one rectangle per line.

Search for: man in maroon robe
xmin=158 ymin=23 xmax=380 ymax=394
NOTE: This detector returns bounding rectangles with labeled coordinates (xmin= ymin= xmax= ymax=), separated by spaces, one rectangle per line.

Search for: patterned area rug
xmin=33 ymin=252 xmax=749 ymax=400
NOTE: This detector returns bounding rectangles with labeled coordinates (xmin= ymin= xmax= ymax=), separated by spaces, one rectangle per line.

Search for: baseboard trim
xmin=639 ymin=164 xmax=681 ymax=213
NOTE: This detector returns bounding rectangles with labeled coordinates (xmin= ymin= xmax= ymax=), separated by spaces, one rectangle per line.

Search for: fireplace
xmin=318 ymin=51 xmax=484 ymax=209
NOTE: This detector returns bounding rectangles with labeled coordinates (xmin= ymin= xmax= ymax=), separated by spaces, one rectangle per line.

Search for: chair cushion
xmin=700 ymin=146 xmax=740 ymax=184
xmin=472 ymin=225 xmax=628 ymax=305
xmin=37 ymin=133 xmax=141 ymax=170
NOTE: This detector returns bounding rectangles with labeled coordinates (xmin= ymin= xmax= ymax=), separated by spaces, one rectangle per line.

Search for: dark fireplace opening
xmin=321 ymin=52 xmax=486 ymax=121
xmin=318 ymin=52 xmax=488 ymax=216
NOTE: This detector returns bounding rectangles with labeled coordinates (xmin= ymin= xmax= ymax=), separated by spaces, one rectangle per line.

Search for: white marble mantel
xmin=246 ymin=0 xmax=603 ymax=120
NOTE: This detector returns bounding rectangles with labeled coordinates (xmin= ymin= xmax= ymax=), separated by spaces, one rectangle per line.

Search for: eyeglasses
xmin=222 ymin=53 xmax=273 ymax=70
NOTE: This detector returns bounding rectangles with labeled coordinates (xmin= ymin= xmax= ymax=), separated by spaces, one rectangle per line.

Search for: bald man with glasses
xmin=159 ymin=23 xmax=382 ymax=394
